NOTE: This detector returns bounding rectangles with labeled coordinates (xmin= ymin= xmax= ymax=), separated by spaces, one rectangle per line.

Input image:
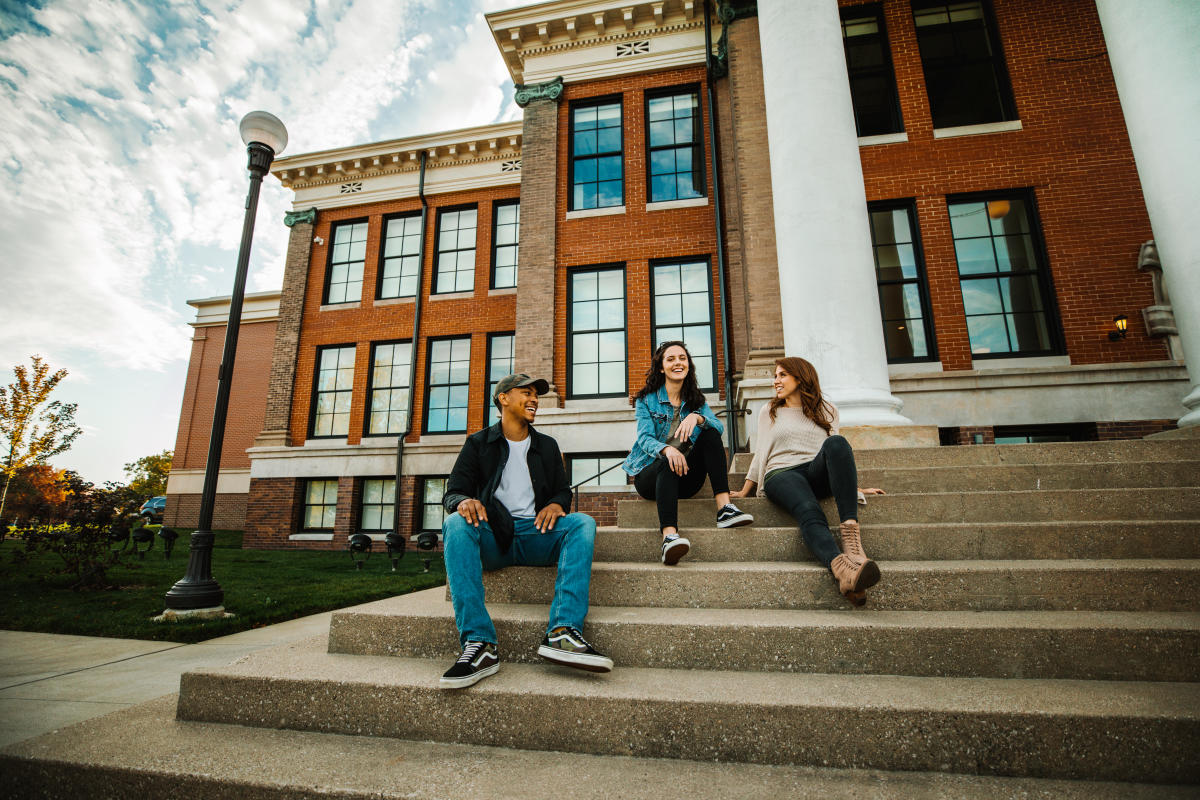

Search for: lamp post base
xmin=152 ymin=606 xmax=233 ymax=623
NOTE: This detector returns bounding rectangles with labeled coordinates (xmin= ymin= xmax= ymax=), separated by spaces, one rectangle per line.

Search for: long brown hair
xmin=768 ymin=356 xmax=835 ymax=434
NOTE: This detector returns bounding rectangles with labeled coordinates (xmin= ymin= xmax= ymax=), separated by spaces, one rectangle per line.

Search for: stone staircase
xmin=5 ymin=439 xmax=1200 ymax=797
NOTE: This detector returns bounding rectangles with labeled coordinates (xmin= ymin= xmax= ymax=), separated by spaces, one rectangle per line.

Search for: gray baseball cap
xmin=492 ymin=373 xmax=550 ymax=403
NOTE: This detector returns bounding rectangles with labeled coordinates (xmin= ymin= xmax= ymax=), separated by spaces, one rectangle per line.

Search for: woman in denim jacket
xmin=622 ymin=341 xmax=753 ymax=565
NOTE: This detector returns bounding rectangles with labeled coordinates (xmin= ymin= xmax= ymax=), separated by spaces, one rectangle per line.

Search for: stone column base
xmin=840 ymin=425 xmax=939 ymax=450
xmin=253 ymin=429 xmax=291 ymax=448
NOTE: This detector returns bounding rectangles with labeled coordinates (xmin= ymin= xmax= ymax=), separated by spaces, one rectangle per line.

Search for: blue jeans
xmin=442 ymin=511 xmax=597 ymax=646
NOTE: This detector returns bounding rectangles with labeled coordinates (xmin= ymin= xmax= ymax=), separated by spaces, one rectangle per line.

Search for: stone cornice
xmin=271 ymin=120 xmax=522 ymax=191
xmin=486 ymin=0 xmax=717 ymax=84
xmin=187 ymin=291 xmax=282 ymax=328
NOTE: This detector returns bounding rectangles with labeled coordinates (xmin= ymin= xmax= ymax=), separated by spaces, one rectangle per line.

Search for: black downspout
xmin=704 ymin=2 xmax=740 ymax=452
xmin=394 ymin=152 xmax=429 ymax=539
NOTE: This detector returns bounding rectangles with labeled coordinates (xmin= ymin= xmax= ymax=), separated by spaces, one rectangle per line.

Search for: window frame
xmin=568 ymin=452 xmax=630 ymax=489
xmin=644 ymin=84 xmax=706 ymax=203
xmin=568 ymin=95 xmax=625 ymax=212
xmin=648 ymin=255 xmax=719 ymax=391
xmin=566 ymin=263 xmax=628 ymax=400
xmin=322 ymin=218 xmax=369 ymax=305
xmin=946 ymin=187 xmax=1064 ymax=359
xmin=432 ymin=203 xmax=479 ymax=295
xmin=840 ymin=3 xmax=904 ymax=137
xmin=485 ymin=331 xmax=516 ymax=425
xmin=363 ymin=339 xmax=413 ymax=438
xmin=376 ymin=211 xmax=423 ymax=300
xmin=419 ymin=475 xmax=450 ymax=533
xmin=422 ymin=335 xmax=472 ymax=435
xmin=490 ymin=199 xmax=520 ymax=289
xmin=302 ymin=478 xmax=339 ymax=532
xmin=867 ymin=200 xmax=938 ymax=364
xmin=358 ymin=477 xmax=396 ymax=533
xmin=308 ymin=343 xmax=356 ymax=440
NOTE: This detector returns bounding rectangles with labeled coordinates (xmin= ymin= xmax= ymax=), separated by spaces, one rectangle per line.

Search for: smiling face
xmin=660 ymin=344 xmax=691 ymax=383
xmin=499 ymin=385 xmax=539 ymax=424
xmin=773 ymin=365 xmax=800 ymax=400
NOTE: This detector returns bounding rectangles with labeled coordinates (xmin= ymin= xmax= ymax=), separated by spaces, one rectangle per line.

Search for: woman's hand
xmin=729 ymin=480 xmax=756 ymax=499
xmin=859 ymin=487 xmax=886 ymax=496
xmin=662 ymin=445 xmax=689 ymax=476
xmin=674 ymin=412 xmax=703 ymax=442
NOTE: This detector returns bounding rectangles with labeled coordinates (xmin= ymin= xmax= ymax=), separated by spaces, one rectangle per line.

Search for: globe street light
xmin=163 ymin=111 xmax=287 ymax=615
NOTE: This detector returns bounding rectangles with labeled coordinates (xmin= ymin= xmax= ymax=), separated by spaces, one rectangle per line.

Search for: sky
xmin=0 ymin=0 xmax=525 ymax=484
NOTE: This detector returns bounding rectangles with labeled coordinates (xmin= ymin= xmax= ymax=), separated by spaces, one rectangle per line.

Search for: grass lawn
xmin=0 ymin=531 xmax=445 ymax=644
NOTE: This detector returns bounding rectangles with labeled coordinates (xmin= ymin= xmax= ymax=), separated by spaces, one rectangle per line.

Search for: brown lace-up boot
xmin=830 ymin=551 xmax=880 ymax=608
xmin=838 ymin=520 xmax=871 ymax=566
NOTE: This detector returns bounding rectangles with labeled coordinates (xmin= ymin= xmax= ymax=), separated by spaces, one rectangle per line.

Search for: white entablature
xmin=486 ymin=0 xmax=718 ymax=85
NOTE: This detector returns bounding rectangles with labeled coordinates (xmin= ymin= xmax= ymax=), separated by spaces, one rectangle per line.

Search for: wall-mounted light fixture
xmin=1108 ymin=314 xmax=1129 ymax=341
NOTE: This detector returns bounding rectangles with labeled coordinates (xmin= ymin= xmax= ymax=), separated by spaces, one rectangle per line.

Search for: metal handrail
xmin=570 ymin=460 xmax=628 ymax=513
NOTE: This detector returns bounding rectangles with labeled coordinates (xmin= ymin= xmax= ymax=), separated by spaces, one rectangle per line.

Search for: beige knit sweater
xmin=744 ymin=402 xmax=840 ymax=496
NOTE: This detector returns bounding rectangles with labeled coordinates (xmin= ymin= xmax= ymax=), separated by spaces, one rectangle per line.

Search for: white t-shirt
xmin=494 ymin=436 xmax=536 ymax=518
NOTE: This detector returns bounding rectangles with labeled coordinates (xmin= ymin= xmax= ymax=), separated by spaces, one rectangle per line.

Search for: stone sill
xmin=373 ymin=297 xmax=415 ymax=307
xmin=645 ymin=197 xmax=708 ymax=211
xmin=566 ymin=205 xmax=626 ymax=220
xmin=933 ymin=119 xmax=1023 ymax=139
xmin=970 ymin=355 xmax=1070 ymax=370
xmin=290 ymin=532 xmax=333 ymax=541
xmin=488 ymin=287 xmax=518 ymax=296
xmin=319 ymin=301 xmax=361 ymax=312
xmin=428 ymin=291 xmax=475 ymax=301
xmin=574 ymin=484 xmax=635 ymax=494
xmin=858 ymin=132 xmax=909 ymax=147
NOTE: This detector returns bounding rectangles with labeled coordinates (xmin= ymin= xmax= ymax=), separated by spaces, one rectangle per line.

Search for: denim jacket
xmin=622 ymin=386 xmax=724 ymax=476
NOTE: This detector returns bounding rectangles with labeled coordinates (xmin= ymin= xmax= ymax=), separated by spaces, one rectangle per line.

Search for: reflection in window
xmin=651 ymin=259 xmax=715 ymax=389
xmin=312 ymin=345 xmax=355 ymax=437
xmin=360 ymin=478 xmax=395 ymax=532
xmin=912 ymin=0 xmax=1016 ymax=128
xmin=421 ymin=477 xmax=448 ymax=531
xmin=841 ymin=5 xmax=903 ymax=136
xmin=647 ymin=91 xmax=704 ymax=202
xmin=435 ymin=207 xmax=477 ymax=293
xmin=303 ymin=479 xmax=338 ymax=530
xmin=486 ymin=333 xmax=515 ymax=423
xmin=869 ymin=203 xmax=934 ymax=361
xmin=569 ymin=454 xmax=628 ymax=488
xmin=491 ymin=201 xmax=520 ymax=288
xmin=367 ymin=341 xmax=411 ymax=435
xmin=570 ymin=268 xmax=626 ymax=397
xmin=425 ymin=337 xmax=471 ymax=433
xmin=949 ymin=193 xmax=1056 ymax=357
xmin=380 ymin=215 xmax=421 ymax=298
xmin=326 ymin=221 xmax=367 ymax=304
xmin=571 ymin=101 xmax=623 ymax=210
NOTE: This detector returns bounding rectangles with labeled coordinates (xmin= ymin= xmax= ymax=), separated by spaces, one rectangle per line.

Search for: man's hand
xmin=674 ymin=412 xmax=703 ymax=442
xmin=535 ymin=502 xmax=566 ymax=533
xmin=663 ymin=445 xmax=689 ymax=476
xmin=457 ymin=498 xmax=489 ymax=527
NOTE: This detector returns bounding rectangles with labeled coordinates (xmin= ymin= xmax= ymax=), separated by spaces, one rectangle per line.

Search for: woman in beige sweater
xmin=731 ymin=356 xmax=882 ymax=606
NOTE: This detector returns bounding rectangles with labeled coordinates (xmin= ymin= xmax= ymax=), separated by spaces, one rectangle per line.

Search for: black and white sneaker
xmin=661 ymin=533 xmax=691 ymax=565
xmin=716 ymin=503 xmax=754 ymax=528
xmin=439 ymin=641 xmax=499 ymax=689
xmin=537 ymin=626 xmax=613 ymax=672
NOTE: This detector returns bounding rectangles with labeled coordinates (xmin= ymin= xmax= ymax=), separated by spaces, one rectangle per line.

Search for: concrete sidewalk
xmin=0 ymin=611 xmax=333 ymax=748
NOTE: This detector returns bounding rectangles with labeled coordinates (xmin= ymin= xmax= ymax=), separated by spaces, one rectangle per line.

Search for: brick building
xmin=167 ymin=0 xmax=1197 ymax=547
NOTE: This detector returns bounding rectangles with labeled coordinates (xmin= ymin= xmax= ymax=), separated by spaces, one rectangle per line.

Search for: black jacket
xmin=442 ymin=422 xmax=573 ymax=553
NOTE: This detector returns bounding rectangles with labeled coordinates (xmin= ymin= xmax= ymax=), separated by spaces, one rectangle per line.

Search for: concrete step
xmin=729 ymin=438 xmax=1200 ymax=471
xmin=478 ymin=559 xmax=1200 ymax=611
xmin=6 ymin=695 xmax=1193 ymax=800
xmin=328 ymin=588 xmax=1200 ymax=682
xmin=175 ymin=636 xmax=1200 ymax=784
xmin=593 ymin=521 xmax=1200 ymax=562
xmin=617 ymin=488 xmax=1200 ymax=528
xmin=857 ymin=461 xmax=1200 ymax=492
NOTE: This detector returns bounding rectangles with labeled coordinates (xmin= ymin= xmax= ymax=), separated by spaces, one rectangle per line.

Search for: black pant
xmin=634 ymin=427 xmax=730 ymax=530
xmin=763 ymin=435 xmax=858 ymax=568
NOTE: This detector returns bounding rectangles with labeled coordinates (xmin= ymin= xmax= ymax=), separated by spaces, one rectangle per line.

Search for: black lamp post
xmin=164 ymin=111 xmax=288 ymax=613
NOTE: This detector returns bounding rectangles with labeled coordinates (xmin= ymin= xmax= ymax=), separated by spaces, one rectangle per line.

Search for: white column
xmin=1095 ymin=0 xmax=1200 ymax=427
xmin=756 ymin=0 xmax=910 ymax=426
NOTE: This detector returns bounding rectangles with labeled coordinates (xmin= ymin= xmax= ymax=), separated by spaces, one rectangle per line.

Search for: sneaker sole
xmin=716 ymin=513 xmax=754 ymax=529
xmin=537 ymin=645 xmax=614 ymax=673
xmin=661 ymin=538 xmax=690 ymax=565
xmin=438 ymin=662 xmax=499 ymax=689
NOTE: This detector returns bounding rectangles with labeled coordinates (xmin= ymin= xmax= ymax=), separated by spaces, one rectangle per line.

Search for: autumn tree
xmin=124 ymin=449 xmax=173 ymax=497
xmin=0 ymin=356 xmax=83 ymax=524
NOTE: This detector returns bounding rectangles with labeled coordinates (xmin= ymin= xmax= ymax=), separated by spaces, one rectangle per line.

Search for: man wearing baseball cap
xmin=438 ymin=373 xmax=612 ymax=689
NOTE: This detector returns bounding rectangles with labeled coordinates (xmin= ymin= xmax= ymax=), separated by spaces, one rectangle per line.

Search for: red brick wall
xmin=554 ymin=65 xmax=726 ymax=400
xmin=164 ymin=493 xmax=247 ymax=530
xmin=841 ymin=0 xmax=1164 ymax=370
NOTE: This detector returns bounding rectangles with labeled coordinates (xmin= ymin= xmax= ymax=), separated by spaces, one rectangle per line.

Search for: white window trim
xmin=566 ymin=205 xmax=627 ymax=220
xmin=858 ymin=132 xmax=909 ymax=147
xmin=646 ymin=197 xmax=709 ymax=211
xmin=933 ymin=120 xmax=1023 ymax=139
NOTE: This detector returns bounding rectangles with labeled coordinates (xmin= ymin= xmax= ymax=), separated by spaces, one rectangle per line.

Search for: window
xmin=379 ymin=214 xmax=422 ymax=298
xmin=424 ymin=337 xmax=471 ymax=433
xmin=569 ymin=454 xmax=627 ymax=488
xmin=948 ymin=191 xmax=1059 ymax=357
xmin=325 ymin=221 xmax=368 ymax=304
xmin=434 ymin=207 xmax=477 ymax=294
xmin=841 ymin=5 xmax=903 ymax=136
xmin=912 ymin=0 xmax=1016 ymax=129
xmin=491 ymin=201 xmax=520 ymax=289
xmin=420 ymin=477 xmax=448 ymax=531
xmin=569 ymin=267 xmax=626 ymax=397
xmin=646 ymin=89 xmax=704 ymax=202
xmin=311 ymin=345 xmax=355 ymax=437
xmin=651 ymin=258 xmax=716 ymax=390
xmin=570 ymin=99 xmax=623 ymax=210
xmin=303 ymin=479 xmax=338 ymax=530
xmin=366 ymin=341 xmax=412 ymax=435
xmin=486 ymin=332 xmax=515 ymax=424
xmin=869 ymin=202 xmax=935 ymax=362
xmin=360 ymin=478 xmax=395 ymax=532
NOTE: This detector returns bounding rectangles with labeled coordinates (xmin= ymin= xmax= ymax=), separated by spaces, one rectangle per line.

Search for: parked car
xmin=139 ymin=496 xmax=166 ymax=524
